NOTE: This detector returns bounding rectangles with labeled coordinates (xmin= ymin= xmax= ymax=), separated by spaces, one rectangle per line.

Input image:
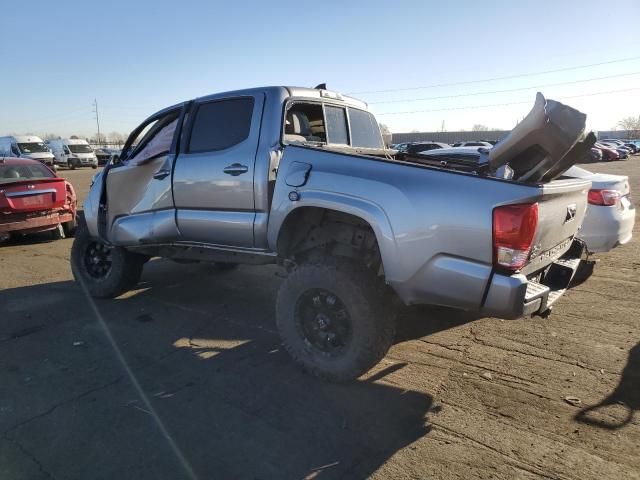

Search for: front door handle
xmin=223 ymin=163 xmax=249 ymax=176
xmin=153 ymin=169 xmax=171 ymax=180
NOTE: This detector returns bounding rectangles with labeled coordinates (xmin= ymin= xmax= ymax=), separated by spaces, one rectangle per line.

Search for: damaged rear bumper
xmin=0 ymin=210 xmax=74 ymax=235
xmin=481 ymin=239 xmax=585 ymax=319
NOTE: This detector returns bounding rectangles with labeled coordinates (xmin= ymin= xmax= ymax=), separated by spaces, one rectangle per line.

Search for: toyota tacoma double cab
xmin=71 ymin=86 xmax=594 ymax=381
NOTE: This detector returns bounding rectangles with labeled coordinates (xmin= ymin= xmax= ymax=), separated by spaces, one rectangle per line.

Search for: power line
xmin=370 ymin=71 xmax=640 ymax=105
xmin=348 ymin=56 xmax=640 ymax=95
xmin=375 ymin=87 xmax=640 ymax=116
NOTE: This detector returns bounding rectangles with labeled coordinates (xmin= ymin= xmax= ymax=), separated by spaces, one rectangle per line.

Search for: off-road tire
xmin=276 ymin=258 xmax=395 ymax=382
xmin=70 ymin=217 xmax=145 ymax=298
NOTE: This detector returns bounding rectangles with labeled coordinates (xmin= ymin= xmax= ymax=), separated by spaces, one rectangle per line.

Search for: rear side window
xmin=348 ymin=108 xmax=384 ymax=149
xmin=325 ymin=106 xmax=349 ymax=145
xmin=189 ymin=97 xmax=254 ymax=153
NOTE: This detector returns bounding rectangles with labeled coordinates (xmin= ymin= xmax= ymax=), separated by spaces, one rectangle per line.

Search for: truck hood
xmin=488 ymin=92 xmax=595 ymax=183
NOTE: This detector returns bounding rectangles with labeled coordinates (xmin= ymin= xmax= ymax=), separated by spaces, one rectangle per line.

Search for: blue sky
xmin=1 ymin=0 xmax=639 ymax=137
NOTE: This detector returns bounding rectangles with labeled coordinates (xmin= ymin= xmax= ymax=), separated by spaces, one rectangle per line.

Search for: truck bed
xmin=269 ymin=145 xmax=590 ymax=314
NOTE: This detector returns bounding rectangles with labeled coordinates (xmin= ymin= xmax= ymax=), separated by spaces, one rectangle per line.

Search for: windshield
xmin=18 ymin=142 xmax=50 ymax=154
xmin=0 ymin=163 xmax=55 ymax=184
xmin=68 ymin=144 xmax=93 ymax=154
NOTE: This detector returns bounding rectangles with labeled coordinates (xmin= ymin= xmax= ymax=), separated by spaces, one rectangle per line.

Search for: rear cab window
xmin=325 ymin=106 xmax=349 ymax=145
xmin=347 ymin=108 xmax=384 ymax=149
xmin=284 ymin=101 xmax=383 ymax=150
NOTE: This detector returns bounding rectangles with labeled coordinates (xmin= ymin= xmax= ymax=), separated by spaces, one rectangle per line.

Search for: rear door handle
xmin=223 ymin=163 xmax=249 ymax=176
xmin=153 ymin=169 xmax=170 ymax=180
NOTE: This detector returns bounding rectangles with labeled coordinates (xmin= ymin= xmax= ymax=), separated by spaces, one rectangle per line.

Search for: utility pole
xmin=93 ymin=99 xmax=102 ymax=147
xmin=441 ymin=120 xmax=445 ymax=132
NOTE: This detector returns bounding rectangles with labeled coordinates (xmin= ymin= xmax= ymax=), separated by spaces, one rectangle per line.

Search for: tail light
xmin=493 ymin=203 xmax=538 ymax=272
xmin=588 ymin=189 xmax=620 ymax=206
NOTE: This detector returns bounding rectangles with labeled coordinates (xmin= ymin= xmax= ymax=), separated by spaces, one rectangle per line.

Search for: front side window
xmin=128 ymin=117 xmax=178 ymax=165
xmin=18 ymin=142 xmax=49 ymax=154
xmin=189 ymin=97 xmax=254 ymax=153
xmin=347 ymin=108 xmax=384 ymax=149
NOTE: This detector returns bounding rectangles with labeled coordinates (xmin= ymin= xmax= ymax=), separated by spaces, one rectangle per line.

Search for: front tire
xmin=276 ymin=259 xmax=395 ymax=382
xmin=70 ymin=218 xmax=145 ymax=298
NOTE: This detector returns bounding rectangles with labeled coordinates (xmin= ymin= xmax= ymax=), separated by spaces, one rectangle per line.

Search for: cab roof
xmin=193 ymin=86 xmax=367 ymax=110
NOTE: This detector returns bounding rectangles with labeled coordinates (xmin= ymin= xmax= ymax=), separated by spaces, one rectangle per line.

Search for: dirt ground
xmin=0 ymin=160 xmax=638 ymax=480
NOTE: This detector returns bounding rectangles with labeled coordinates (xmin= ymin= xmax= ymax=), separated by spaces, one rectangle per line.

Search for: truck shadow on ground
xmin=0 ymin=259 xmax=462 ymax=479
xmin=395 ymin=305 xmax=479 ymax=344
xmin=575 ymin=341 xmax=640 ymax=430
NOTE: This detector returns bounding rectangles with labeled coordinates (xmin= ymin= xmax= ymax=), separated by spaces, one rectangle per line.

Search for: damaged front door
xmin=104 ymin=106 xmax=185 ymax=245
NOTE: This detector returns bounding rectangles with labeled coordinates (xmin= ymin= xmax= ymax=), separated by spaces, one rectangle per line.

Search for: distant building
xmin=391 ymin=130 xmax=509 ymax=145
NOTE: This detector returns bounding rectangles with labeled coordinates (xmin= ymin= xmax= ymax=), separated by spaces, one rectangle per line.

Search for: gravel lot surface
xmin=1 ymin=160 xmax=638 ymax=479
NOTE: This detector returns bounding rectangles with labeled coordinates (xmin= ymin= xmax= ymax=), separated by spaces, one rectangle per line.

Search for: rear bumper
xmin=0 ymin=210 xmax=74 ymax=234
xmin=577 ymin=202 xmax=635 ymax=253
xmin=480 ymin=240 xmax=585 ymax=319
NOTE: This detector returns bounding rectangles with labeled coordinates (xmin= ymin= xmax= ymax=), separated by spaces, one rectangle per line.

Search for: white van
xmin=0 ymin=135 xmax=55 ymax=167
xmin=47 ymin=138 xmax=98 ymax=169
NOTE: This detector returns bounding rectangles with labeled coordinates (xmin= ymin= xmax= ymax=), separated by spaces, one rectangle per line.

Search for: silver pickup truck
xmin=72 ymin=86 xmax=593 ymax=381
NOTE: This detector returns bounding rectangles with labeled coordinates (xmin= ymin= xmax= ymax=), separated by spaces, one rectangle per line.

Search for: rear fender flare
xmin=268 ymin=190 xmax=401 ymax=281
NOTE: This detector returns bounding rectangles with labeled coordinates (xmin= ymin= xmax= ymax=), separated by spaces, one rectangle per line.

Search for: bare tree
xmin=108 ymin=131 xmax=127 ymax=147
xmin=472 ymin=124 xmax=489 ymax=132
xmin=42 ymin=133 xmax=60 ymax=141
xmin=617 ymin=116 xmax=640 ymax=139
xmin=90 ymin=133 xmax=107 ymax=145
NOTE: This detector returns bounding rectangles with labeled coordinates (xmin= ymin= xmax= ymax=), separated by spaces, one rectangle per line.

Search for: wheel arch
xmin=268 ymin=192 xmax=400 ymax=279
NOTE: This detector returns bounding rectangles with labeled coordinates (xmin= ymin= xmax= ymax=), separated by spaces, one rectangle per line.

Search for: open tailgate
xmin=521 ymin=177 xmax=591 ymax=276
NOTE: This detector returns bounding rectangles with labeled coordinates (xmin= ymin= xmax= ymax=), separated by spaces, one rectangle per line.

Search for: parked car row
xmin=0 ymin=135 xmax=121 ymax=170
xmin=0 ymin=135 xmax=55 ymax=167
xmin=415 ymin=146 xmax=635 ymax=255
xmin=390 ymin=138 xmax=639 ymax=163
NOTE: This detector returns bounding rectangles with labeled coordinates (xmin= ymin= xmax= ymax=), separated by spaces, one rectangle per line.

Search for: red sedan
xmin=0 ymin=158 xmax=77 ymax=241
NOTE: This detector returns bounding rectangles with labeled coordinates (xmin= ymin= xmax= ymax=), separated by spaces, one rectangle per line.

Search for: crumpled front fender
xmin=82 ymin=170 xmax=103 ymax=238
